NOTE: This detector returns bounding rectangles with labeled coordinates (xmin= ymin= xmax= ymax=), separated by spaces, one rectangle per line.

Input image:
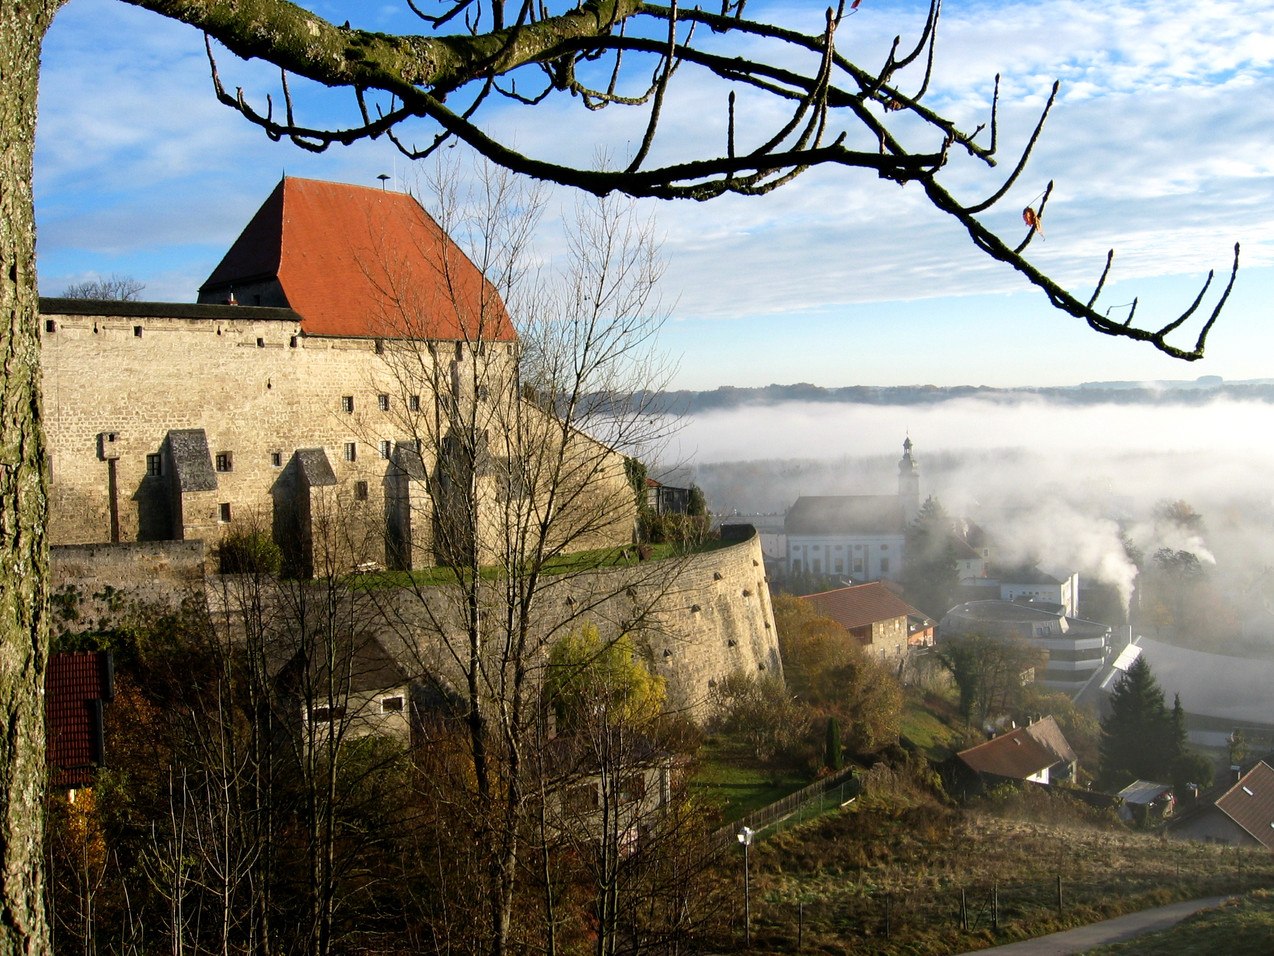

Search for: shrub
xmin=213 ymin=528 xmax=282 ymax=576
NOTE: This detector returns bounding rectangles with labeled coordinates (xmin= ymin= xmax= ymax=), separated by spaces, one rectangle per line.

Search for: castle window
xmin=409 ymin=394 xmax=421 ymax=412
xmin=256 ymin=337 xmax=265 ymax=348
xmin=379 ymin=440 xmax=391 ymax=459
xmin=289 ymin=335 xmax=298 ymax=348
xmin=344 ymin=442 xmax=357 ymax=463
xmin=133 ymin=325 xmax=143 ymax=338
xmin=146 ymin=454 xmax=162 ymax=477
xmin=381 ymin=696 xmax=404 ymax=713
xmin=378 ymin=394 xmax=389 ymax=411
xmin=219 ymin=503 xmax=232 ymax=523
xmin=215 ymin=452 xmax=233 ymax=472
xmin=374 ymin=338 xmax=385 ymax=355
xmin=354 ymin=480 xmax=369 ymax=501
xmin=270 ymin=450 xmax=282 ymax=468
xmin=341 ymin=396 xmax=354 ymax=414
xmin=44 ymin=319 xmax=56 ymax=333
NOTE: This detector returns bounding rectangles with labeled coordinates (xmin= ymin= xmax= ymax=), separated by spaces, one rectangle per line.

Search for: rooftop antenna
xmin=377 ymin=173 xmax=390 ymax=191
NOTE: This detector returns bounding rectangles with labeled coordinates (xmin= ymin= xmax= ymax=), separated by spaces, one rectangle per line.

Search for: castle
xmin=41 ymin=177 xmax=631 ymax=575
xmin=41 ymin=178 xmax=782 ymax=717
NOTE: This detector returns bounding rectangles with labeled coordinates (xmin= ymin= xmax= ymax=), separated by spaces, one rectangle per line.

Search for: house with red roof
xmin=40 ymin=178 xmax=633 ymax=575
xmin=954 ymin=716 xmax=1078 ymax=787
xmin=1170 ymin=761 xmax=1274 ymax=849
xmin=45 ymin=651 xmax=115 ymax=791
xmin=801 ymin=581 xmax=933 ymax=662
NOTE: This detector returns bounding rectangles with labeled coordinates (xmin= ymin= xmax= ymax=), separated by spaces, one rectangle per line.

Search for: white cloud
xmin=31 ymin=0 xmax=1274 ymax=382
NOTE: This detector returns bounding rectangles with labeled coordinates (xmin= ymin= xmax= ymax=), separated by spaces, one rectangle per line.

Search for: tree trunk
xmin=0 ymin=4 xmax=61 ymax=953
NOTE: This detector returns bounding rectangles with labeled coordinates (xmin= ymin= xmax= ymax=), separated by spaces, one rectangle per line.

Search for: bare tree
xmin=363 ymin=164 xmax=691 ymax=954
xmin=59 ymin=275 xmax=145 ymax=302
xmin=0 ymin=3 xmax=1248 ymax=949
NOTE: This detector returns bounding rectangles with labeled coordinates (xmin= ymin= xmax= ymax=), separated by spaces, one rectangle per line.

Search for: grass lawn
xmin=899 ymin=688 xmax=969 ymax=761
xmin=690 ymin=737 xmax=810 ymax=823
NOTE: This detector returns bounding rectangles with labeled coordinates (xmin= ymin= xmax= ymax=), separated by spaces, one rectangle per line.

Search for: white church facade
xmin=784 ymin=438 xmax=921 ymax=582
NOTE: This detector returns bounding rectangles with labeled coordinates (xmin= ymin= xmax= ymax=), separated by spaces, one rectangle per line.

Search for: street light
xmin=737 ymin=825 xmax=754 ymax=948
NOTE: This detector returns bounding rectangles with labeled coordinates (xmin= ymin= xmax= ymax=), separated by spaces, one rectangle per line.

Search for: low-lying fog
xmin=657 ymin=394 xmax=1274 ymax=637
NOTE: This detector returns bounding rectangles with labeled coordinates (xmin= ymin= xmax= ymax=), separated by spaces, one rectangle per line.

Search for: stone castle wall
xmin=53 ymin=529 xmax=781 ymax=720
xmin=50 ymin=541 xmax=207 ymax=630
xmin=43 ymin=301 xmax=468 ymax=554
xmin=40 ymin=300 xmax=633 ymax=572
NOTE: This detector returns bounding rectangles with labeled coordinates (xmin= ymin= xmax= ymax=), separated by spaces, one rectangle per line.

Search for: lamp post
xmin=737 ymin=825 xmax=754 ymax=948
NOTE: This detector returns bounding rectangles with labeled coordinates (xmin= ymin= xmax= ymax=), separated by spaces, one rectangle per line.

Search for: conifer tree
xmin=1098 ymin=657 xmax=1177 ymax=790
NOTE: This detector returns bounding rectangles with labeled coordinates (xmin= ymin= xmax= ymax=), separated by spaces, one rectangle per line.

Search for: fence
xmin=712 ymin=764 xmax=862 ymax=847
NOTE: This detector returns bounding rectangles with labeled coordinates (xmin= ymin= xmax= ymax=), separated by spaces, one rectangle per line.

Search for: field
xmin=701 ymin=779 xmax=1274 ymax=954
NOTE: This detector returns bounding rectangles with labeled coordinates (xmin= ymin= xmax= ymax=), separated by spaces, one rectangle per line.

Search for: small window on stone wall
xmin=133 ymin=325 xmax=143 ymax=338
xmin=45 ymin=319 xmax=57 ymax=334
xmin=378 ymin=394 xmax=389 ymax=411
xmin=341 ymin=395 xmax=355 ymax=414
xmin=409 ymin=394 xmax=421 ymax=412
xmin=256 ymin=337 xmax=265 ymax=348
xmin=219 ymin=503 xmax=232 ymax=522
xmin=380 ymin=440 xmax=391 ymax=459
xmin=344 ymin=442 xmax=357 ymax=463
xmin=215 ymin=452 xmax=233 ymax=472
xmin=354 ymin=480 xmax=369 ymax=501
xmin=381 ymin=696 xmax=404 ymax=713
xmin=146 ymin=454 xmax=163 ymax=477
xmin=271 ymin=451 xmax=282 ymax=467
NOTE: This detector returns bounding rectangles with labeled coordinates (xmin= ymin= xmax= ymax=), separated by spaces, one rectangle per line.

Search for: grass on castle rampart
xmin=351 ymin=536 xmax=734 ymax=589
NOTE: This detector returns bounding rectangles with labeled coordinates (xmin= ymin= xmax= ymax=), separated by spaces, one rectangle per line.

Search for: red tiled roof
xmin=957 ymin=718 xmax=1072 ymax=781
xmin=201 ymin=178 xmax=514 ymax=341
xmin=802 ymin=582 xmax=926 ymax=632
xmin=1216 ymin=761 xmax=1274 ymax=849
xmin=46 ymin=652 xmax=113 ymax=789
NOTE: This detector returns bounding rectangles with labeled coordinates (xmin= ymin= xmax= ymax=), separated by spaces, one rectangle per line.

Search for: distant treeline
xmin=614 ymin=380 xmax=1274 ymax=415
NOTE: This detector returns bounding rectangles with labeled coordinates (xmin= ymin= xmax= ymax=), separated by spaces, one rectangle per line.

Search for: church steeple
xmin=898 ymin=435 xmax=920 ymax=522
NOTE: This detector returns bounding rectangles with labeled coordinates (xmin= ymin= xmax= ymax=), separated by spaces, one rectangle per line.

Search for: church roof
xmin=785 ymin=495 xmax=906 ymax=536
xmin=802 ymin=582 xmax=926 ymax=631
xmin=200 ymin=177 xmax=514 ymax=341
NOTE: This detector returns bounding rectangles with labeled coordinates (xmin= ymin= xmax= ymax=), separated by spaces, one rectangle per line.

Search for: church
xmin=783 ymin=437 xmax=921 ymax=581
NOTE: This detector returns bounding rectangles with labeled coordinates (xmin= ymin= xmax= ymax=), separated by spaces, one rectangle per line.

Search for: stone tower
xmin=898 ymin=436 xmax=920 ymax=523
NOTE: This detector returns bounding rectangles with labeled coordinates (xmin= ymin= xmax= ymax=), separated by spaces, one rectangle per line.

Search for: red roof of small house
xmin=1215 ymin=761 xmax=1274 ymax=849
xmin=201 ymin=177 xmax=514 ymax=341
xmin=46 ymin=652 xmax=114 ymax=789
xmin=956 ymin=717 xmax=1073 ymax=781
xmin=802 ymin=582 xmax=927 ymax=632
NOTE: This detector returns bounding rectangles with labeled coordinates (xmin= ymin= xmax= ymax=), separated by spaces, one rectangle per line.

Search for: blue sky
xmin=34 ymin=0 xmax=1274 ymax=390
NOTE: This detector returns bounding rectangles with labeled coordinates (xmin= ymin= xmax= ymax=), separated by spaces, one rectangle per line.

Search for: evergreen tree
xmin=824 ymin=716 xmax=843 ymax=771
xmin=1099 ymin=657 xmax=1178 ymax=790
xmin=903 ymin=496 xmax=960 ymax=618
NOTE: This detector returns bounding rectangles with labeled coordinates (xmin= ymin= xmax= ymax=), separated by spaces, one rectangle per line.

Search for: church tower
xmin=898 ymin=436 xmax=921 ymax=523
